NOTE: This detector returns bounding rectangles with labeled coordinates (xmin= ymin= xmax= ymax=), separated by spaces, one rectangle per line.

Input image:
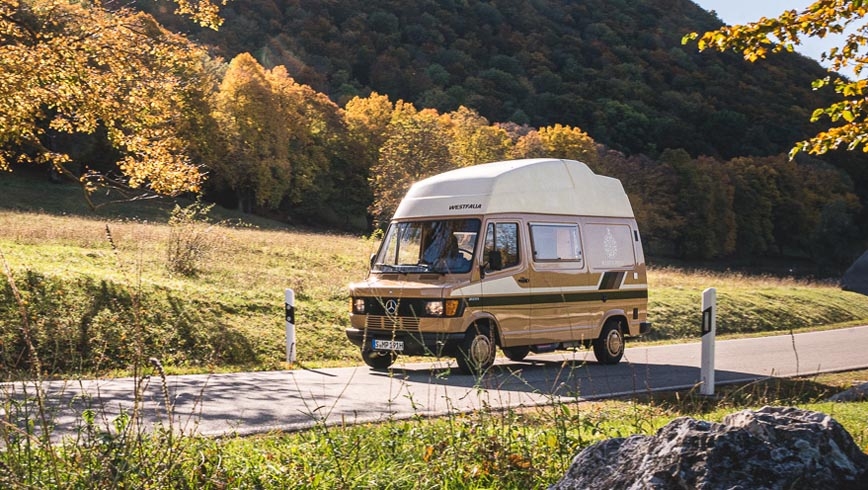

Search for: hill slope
xmin=140 ymin=0 xmax=835 ymax=159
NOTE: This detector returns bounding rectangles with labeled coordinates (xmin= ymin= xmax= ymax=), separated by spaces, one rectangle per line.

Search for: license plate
xmin=372 ymin=339 xmax=404 ymax=352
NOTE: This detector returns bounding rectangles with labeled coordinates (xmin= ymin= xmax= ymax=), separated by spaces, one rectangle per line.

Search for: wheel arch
xmin=464 ymin=311 xmax=502 ymax=347
xmin=598 ymin=311 xmax=628 ymax=338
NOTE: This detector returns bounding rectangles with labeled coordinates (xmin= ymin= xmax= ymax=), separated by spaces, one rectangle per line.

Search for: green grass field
xmin=2 ymin=173 xmax=867 ymax=489
xmin=2 ymin=173 xmax=868 ymax=378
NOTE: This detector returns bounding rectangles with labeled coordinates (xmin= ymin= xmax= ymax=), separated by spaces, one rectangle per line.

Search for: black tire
xmin=455 ymin=323 xmax=496 ymax=375
xmin=502 ymin=345 xmax=530 ymax=362
xmin=361 ymin=348 xmax=396 ymax=370
xmin=593 ymin=319 xmax=625 ymax=365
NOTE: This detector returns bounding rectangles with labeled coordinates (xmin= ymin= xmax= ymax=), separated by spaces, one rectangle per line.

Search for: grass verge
xmin=2 ymin=367 xmax=866 ymax=488
xmin=2 ymin=205 xmax=868 ymax=379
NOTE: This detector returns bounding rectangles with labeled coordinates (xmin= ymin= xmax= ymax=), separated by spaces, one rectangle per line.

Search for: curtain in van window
xmin=529 ymin=224 xmax=582 ymax=262
xmin=584 ymin=223 xmax=635 ymax=269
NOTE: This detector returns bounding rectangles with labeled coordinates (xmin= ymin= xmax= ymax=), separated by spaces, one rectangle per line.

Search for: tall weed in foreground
xmin=0 ymin=230 xmax=201 ymax=488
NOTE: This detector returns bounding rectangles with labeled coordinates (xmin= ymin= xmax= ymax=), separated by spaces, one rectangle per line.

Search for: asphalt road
xmin=4 ymin=326 xmax=867 ymax=440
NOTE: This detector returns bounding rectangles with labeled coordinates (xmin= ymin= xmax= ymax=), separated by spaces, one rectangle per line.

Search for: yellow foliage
xmin=685 ymin=0 xmax=868 ymax=156
xmin=539 ymin=124 xmax=597 ymax=163
xmin=0 ymin=0 xmax=220 ymax=197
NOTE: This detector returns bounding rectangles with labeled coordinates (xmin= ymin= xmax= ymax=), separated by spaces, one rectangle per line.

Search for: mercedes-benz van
xmin=346 ymin=158 xmax=651 ymax=374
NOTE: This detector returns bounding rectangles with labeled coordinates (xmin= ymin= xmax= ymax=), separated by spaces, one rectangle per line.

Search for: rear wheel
xmin=361 ymin=348 xmax=396 ymax=370
xmin=593 ymin=319 xmax=625 ymax=365
xmin=502 ymin=345 xmax=530 ymax=362
xmin=455 ymin=323 xmax=496 ymax=375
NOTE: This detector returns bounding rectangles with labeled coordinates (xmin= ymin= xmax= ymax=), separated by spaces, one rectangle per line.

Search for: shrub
xmin=166 ymin=201 xmax=219 ymax=277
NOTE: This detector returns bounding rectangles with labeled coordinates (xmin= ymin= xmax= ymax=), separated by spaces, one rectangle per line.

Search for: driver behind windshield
xmin=423 ymin=231 xmax=472 ymax=273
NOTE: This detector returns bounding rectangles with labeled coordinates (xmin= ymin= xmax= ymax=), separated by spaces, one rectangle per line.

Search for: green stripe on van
xmin=477 ymin=289 xmax=648 ymax=307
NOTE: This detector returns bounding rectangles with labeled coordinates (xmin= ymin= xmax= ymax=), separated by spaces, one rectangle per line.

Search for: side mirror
xmin=369 ymin=253 xmax=377 ymax=269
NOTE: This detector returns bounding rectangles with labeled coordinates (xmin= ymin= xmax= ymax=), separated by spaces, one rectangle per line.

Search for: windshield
xmin=373 ymin=219 xmax=481 ymax=274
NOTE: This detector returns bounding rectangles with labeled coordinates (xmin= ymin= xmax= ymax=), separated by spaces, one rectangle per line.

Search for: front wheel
xmin=361 ymin=348 xmax=396 ymax=370
xmin=455 ymin=324 xmax=496 ymax=375
xmin=593 ymin=319 xmax=625 ymax=365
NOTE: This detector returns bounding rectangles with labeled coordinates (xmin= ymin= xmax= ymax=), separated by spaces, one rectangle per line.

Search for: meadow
xmin=2 ymin=181 xmax=868 ymax=378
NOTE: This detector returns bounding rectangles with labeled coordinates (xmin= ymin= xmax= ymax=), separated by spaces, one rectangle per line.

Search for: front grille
xmin=365 ymin=316 xmax=421 ymax=330
xmin=364 ymin=298 xmax=430 ymax=317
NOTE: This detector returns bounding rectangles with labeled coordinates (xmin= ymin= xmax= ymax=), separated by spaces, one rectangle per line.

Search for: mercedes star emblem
xmin=384 ymin=299 xmax=398 ymax=315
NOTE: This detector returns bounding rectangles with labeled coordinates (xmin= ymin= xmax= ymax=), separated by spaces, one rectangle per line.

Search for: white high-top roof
xmin=392 ymin=158 xmax=635 ymax=219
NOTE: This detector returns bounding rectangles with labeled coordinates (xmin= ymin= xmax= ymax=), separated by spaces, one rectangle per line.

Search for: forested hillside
xmin=140 ymin=0 xmax=834 ymax=159
xmin=2 ymin=0 xmax=866 ymax=273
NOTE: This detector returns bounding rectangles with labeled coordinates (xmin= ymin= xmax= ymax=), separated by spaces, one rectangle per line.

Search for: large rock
xmin=549 ymin=406 xmax=868 ymax=490
xmin=828 ymin=382 xmax=868 ymax=402
xmin=843 ymin=250 xmax=868 ymax=296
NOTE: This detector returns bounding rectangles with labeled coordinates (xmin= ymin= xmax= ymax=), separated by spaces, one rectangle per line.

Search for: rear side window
xmin=483 ymin=222 xmax=520 ymax=271
xmin=530 ymin=223 xmax=583 ymax=264
xmin=584 ymin=223 xmax=636 ymax=269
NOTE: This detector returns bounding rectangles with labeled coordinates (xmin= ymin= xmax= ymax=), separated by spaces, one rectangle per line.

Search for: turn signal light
xmin=444 ymin=299 xmax=460 ymax=317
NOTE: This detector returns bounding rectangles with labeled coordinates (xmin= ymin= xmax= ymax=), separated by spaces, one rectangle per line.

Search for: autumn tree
xmin=211 ymin=54 xmax=287 ymax=212
xmin=370 ymin=102 xmax=451 ymax=225
xmin=0 ymin=0 xmax=223 ymax=202
xmin=344 ymin=92 xmax=395 ymax=169
xmin=597 ymin=150 xmax=684 ymax=257
xmin=444 ymin=106 xmax=511 ymax=167
xmin=211 ymin=54 xmax=346 ymax=218
xmin=509 ymin=127 xmax=547 ymax=160
xmin=538 ymin=124 xmax=598 ymax=164
xmin=685 ymin=1 xmax=868 ymax=156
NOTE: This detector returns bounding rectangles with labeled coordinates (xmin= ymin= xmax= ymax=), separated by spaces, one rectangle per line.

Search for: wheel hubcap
xmin=470 ymin=335 xmax=492 ymax=365
xmin=607 ymin=330 xmax=622 ymax=356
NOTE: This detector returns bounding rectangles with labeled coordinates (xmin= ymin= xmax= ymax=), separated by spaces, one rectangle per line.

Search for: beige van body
xmin=346 ymin=158 xmax=651 ymax=373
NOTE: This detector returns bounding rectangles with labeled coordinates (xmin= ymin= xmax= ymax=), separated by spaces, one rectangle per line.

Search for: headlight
xmin=425 ymin=301 xmax=444 ymax=317
xmin=352 ymin=298 xmax=366 ymax=314
xmin=425 ymin=299 xmax=461 ymax=317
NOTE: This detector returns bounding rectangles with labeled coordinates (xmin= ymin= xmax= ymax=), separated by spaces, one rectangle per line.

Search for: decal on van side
xmin=599 ymin=271 xmax=626 ymax=290
xmin=449 ymin=203 xmax=483 ymax=210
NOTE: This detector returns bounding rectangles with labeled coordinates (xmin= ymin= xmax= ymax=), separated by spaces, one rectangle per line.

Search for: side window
xmin=530 ymin=223 xmax=583 ymax=264
xmin=483 ymin=222 xmax=520 ymax=271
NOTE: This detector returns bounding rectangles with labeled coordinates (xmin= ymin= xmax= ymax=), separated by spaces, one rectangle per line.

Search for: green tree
xmin=685 ymin=1 xmax=868 ymax=156
xmin=662 ymin=150 xmax=736 ymax=260
xmin=727 ymin=157 xmax=779 ymax=258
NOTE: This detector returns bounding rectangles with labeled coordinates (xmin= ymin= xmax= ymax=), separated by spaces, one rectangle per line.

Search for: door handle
xmin=517 ymin=277 xmax=529 ymax=284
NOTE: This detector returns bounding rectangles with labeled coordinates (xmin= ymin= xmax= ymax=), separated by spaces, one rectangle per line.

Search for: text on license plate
xmin=372 ymin=339 xmax=404 ymax=351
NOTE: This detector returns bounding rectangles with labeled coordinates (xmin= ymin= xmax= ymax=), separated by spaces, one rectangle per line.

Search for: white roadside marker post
xmin=701 ymin=287 xmax=716 ymax=396
xmin=285 ymin=288 xmax=296 ymax=364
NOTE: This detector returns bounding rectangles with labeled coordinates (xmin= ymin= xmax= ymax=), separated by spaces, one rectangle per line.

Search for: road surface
xmin=3 ymin=326 xmax=867 ymax=440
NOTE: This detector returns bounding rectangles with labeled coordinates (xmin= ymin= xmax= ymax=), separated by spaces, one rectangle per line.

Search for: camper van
xmin=346 ymin=158 xmax=651 ymax=374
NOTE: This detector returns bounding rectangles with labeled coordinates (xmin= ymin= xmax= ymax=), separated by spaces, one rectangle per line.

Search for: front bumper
xmin=346 ymin=328 xmax=466 ymax=357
